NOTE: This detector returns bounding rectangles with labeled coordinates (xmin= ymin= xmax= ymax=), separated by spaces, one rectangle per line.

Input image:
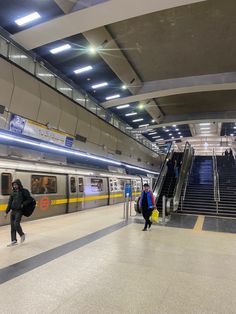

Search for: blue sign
xmin=124 ymin=183 xmax=132 ymax=197
xmin=65 ymin=136 xmax=74 ymax=148
xmin=9 ymin=114 xmax=26 ymax=134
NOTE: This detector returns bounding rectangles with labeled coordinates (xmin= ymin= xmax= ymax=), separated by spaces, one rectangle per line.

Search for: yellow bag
xmin=151 ymin=208 xmax=159 ymax=223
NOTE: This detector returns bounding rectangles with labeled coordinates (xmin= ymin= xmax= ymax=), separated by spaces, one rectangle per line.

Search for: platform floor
xmin=1 ymin=204 xmax=236 ymax=314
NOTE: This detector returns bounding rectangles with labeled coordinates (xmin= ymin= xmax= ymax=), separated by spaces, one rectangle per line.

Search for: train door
xmin=109 ymin=178 xmax=115 ymax=205
xmin=0 ymin=171 xmax=15 ymax=223
xmin=68 ymin=175 xmax=78 ymax=212
xmin=77 ymin=177 xmax=84 ymax=210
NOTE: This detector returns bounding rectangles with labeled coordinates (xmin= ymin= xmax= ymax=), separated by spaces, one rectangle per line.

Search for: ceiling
xmin=0 ymin=0 xmax=236 ymax=149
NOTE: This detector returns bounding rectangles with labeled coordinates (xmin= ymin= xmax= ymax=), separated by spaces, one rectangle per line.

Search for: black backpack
xmin=21 ymin=190 xmax=36 ymax=217
xmin=22 ymin=197 xmax=36 ymax=217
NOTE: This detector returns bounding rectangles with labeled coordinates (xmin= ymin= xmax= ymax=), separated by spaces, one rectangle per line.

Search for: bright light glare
xmin=15 ymin=12 xmax=41 ymax=26
xmin=106 ymin=94 xmax=120 ymax=100
xmin=122 ymin=85 xmax=127 ymax=90
xmin=201 ymin=127 xmax=210 ymax=130
xmin=74 ymin=65 xmax=93 ymax=74
xmin=139 ymin=124 xmax=149 ymax=128
xmin=199 ymin=123 xmax=210 ymax=126
xmin=92 ymin=82 xmax=108 ymax=89
xmin=50 ymin=44 xmax=71 ymax=54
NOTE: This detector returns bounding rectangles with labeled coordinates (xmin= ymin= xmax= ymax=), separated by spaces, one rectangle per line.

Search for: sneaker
xmin=21 ymin=234 xmax=26 ymax=243
xmin=148 ymin=222 xmax=152 ymax=230
xmin=142 ymin=228 xmax=147 ymax=231
xmin=7 ymin=241 xmax=18 ymax=247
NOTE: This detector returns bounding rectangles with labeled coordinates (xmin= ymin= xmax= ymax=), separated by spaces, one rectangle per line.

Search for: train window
xmin=78 ymin=178 xmax=84 ymax=193
xmin=119 ymin=180 xmax=125 ymax=191
xmin=31 ymin=175 xmax=57 ymax=194
xmin=70 ymin=177 xmax=76 ymax=193
xmin=91 ymin=178 xmax=103 ymax=192
xmin=1 ymin=173 xmax=12 ymax=195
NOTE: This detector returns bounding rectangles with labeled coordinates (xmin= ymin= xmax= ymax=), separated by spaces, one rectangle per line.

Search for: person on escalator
xmin=139 ymin=183 xmax=155 ymax=231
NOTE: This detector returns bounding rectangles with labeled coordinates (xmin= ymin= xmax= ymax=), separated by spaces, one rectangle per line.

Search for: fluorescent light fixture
xmin=172 ymin=125 xmax=176 ymax=127
xmin=38 ymin=73 xmax=54 ymax=77
xmin=122 ymin=85 xmax=127 ymax=90
xmin=116 ymin=104 xmax=130 ymax=109
xmin=175 ymin=129 xmax=179 ymax=131
xmin=74 ymin=65 xmax=93 ymax=74
xmin=178 ymin=132 xmax=181 ymax=134
xmin=125 ymin=112 xmax=137 ymax=116
xmin=92 ymin=82 xmax=108 ymax=89
xmin=149 ymin=132 xmax=157 ymax=135
xmin=234 ymin=127 xmax=236 ymax=129
xmin=126 ymin=126 xmax=133 ymax=130
xmin=152 ymin=120 xmax=155 ymax=123
xmin=201 ymin=127 xmax=210 ymax=130
xmin=163 ymin=126 xmax=166 ymax=129
xmin=157 ymin=138 xmax=164 ymax=141
xmin=15 ymin=12 xmax=41 ymax=26
xmin=139 ymin=124 xmax=149 ymax=128
xmin=11 ymin=55 xmax=28 ymax=59
xmin=171 ymin=137 xmax=174 ymax=139
xmin=88 ymin=46 xmax=97 ymax=54
xmin=152 ymin=136 xmax=160 ymax=139
xmin=106 ymin=94 xmax=120 ymax=100
xmin=169 ymin=133 xmax=172 ymax=136
xmin=132 ymin=118 xmax=143 ymax=122
xmin=50 ymin=44 xmax=71 ymax=54
xmin=165 ymin=129 xmax=169 ymax=132
xmin=180 ymin=136 xmax=183 ymax=138
xmin=59 ymin=87 xmax=72 ymax=91
xmin=125 ymin=164 xmax=159 ymax=175
xmin=200 ymin=123 xmax=210 ymax=126
xmin=230 ymin=134 xmax=234 ymax=136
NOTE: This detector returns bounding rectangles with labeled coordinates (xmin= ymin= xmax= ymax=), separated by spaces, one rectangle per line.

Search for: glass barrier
xmin=35 ymin=63 xmax=56 ymax=88
xmin=0 ymin=34 xmax=158 ymax=154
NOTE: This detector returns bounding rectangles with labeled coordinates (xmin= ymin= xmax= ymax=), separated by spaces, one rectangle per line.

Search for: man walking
xmin=4 ymin=179 xmax=31 ymax=246
xmin=139 ymin=183 xmax=155 ymax=231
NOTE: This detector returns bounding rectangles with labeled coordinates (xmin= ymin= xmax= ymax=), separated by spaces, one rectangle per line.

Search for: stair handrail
xmin=153 ymin=143 xmax=173 ymax=201
xmin=212 ymin=150 xmax=220 ymax=213
xmin=173 ymin=142 xmax=194 ymax=211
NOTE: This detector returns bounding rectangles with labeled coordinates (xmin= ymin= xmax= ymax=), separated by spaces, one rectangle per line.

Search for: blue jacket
xmin=139 ymin=190 xmax=155 ymax=209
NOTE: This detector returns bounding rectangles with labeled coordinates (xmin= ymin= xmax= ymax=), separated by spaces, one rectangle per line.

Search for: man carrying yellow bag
xmin=151 ymin=208 xmax=159 ymax=223
xmin=139 ymin=183 xmax=156 ymax=231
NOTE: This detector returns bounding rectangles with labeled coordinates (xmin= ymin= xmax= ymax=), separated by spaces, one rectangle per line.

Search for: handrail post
xmin=162 ymin=195 xmax=166 ymax=224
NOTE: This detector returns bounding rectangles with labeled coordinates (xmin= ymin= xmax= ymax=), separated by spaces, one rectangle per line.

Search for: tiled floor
xmin=1 ymin=205 xmax=236 ymax=313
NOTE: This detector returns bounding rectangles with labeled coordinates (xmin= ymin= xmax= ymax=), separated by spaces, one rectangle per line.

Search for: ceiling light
xmin=178 ymin=132 xmax=181 ymax=134
xmin=157 ymin=138 xmax=164 ymax=141
xmin=201 ymin=127 xmax=210 ymax=130
xmin=92 ymin=82 xmax=108 ymax=89
xmin=74 ymin=65 xmax=93 ymax=74
xmin=169 ymin=133 xmax=172 ymax=136
xmin=164 ymin=129 xmax=169 ymax=132
xmin=149 ymin=132 xmax=157 ymax=135
xmin=152 ymin=120 xmax=155 ymax=123
xmin=152 ymin=136 xmax=160 ymax=139
xmin=15 ymin=12 xmax=41 ymax=26
xmin=126 ymin=126 xmax=133 ymax=130
xmin=230 ymin=134 xmax=234 ymax=136
xmin=139 ymin=103 xmax=144 ymax=109
xmin=125 ymin=112 xmax=137 ymax=116
xmin=180 ymin=136 xmax=183 ymax=138
xmin=88 ymin=46 xmax=97 ymax=54
xmin=106 ymin=94 xmax=120 ymax=100
xmin=50 ymin=44 xmax=71 ymax=54
xmin=139 ymin=124 xmax=149 ymax=128
xmin=233 ymin=127 xmax=236 ymax=129
xmin=116 ymin=104 xmax=130 ymax=109
xmin=175 ymin=129 xmax=179 ymax=131
xmin=122 ymin=85 xmax=127 ymax=90
xmin=171 ymin=137 xmax=174 ymax=139
xmin=132 ymin=118 xmax=144 ymax=122
xmin=163 ymin=126 xmax=166 ymax=129
xmin=172 ymin=125 xmax=176 ymax=127
xmin=200 ymin=123 xmax=210 ymax=126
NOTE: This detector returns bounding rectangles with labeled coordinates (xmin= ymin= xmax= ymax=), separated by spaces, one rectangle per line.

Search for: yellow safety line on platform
xmin=193 ymin=215 xmax=205 ymax=232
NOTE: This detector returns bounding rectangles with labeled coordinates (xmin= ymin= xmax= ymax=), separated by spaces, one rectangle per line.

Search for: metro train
xmin=0 ymin=157 xmax=155 ymax=226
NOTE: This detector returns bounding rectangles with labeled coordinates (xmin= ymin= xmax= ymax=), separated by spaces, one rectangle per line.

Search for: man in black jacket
xmin=4 ymin=179 xmax=31 ymax=246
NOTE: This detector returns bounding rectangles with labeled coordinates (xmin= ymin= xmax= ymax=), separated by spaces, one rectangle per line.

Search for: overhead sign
xmin=9 ymin=114 xmax=74 ymax=148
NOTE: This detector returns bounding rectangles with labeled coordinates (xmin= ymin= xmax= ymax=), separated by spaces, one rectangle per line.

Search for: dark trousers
xmin=142 ymin=207 xmax=153 ymax=229
xmin=10 ymin=210 xmax=24 ymax=242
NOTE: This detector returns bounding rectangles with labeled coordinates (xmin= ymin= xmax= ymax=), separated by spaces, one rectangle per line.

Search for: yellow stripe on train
xmin=0 ymin=192 xmax=141 ymax=211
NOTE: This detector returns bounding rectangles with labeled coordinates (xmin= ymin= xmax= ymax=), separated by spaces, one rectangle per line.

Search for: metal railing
xmin=153 ymin=143 xmax=173 ymax=201
xmin=212 ymin=150 xmax=220 ymax=213
xmin=173 ymin=142 xmax=194 ymax=211
xmin=0 ymin=33 xmax=159 ymax=154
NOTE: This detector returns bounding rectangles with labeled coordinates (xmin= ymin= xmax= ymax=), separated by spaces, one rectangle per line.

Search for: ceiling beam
xmin=12 ymin=0 xmax=206 ymax=50
xmin=54 ymin=0 xmax=77 ymax=14
xmin=101 ymin=72 xmax=236 ymax=108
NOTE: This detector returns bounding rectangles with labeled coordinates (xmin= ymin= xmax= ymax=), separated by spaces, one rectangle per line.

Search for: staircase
xmin=217 ymin=156 xmax=236 ymax=215
xmin=156 ymin=152 xmax=183 ymax=213
xmin=179 ymin=156 xmax=216 ymax=213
